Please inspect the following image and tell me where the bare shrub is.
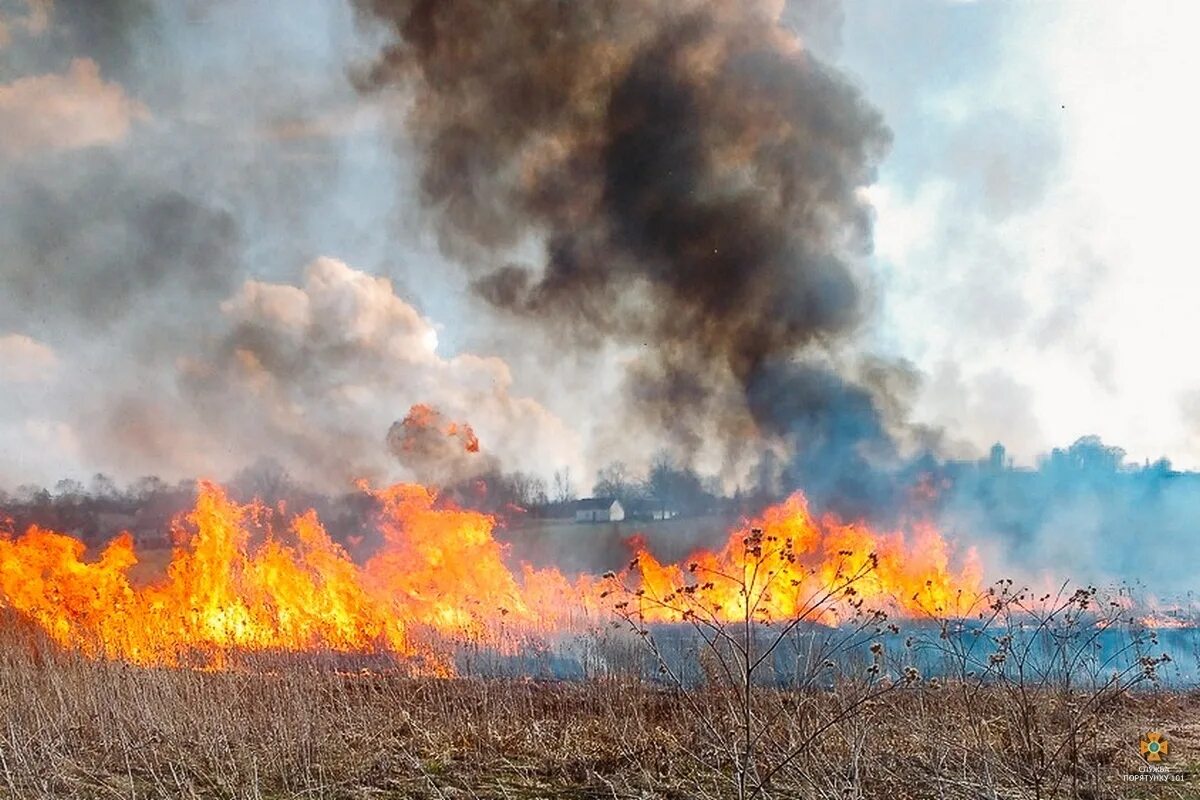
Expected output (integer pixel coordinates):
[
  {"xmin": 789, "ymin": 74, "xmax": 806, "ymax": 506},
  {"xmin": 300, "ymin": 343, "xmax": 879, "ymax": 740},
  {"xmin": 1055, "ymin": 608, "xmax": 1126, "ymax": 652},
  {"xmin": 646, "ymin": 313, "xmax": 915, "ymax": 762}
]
[{"xmin": 604, "ymin": 527, "xmax": 914, "ymax": 799}]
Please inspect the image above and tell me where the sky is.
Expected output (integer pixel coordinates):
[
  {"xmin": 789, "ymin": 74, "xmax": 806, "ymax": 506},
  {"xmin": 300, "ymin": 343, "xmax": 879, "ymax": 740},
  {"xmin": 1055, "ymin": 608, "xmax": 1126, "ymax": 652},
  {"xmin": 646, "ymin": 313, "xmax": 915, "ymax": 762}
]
[
  {"xmin": 1, "ymin": 0, "xmax": 1198, "ymax": 490},
  {"xmin": 836, "ymin": 1, "xmax": 1200, "ymax": 470}
]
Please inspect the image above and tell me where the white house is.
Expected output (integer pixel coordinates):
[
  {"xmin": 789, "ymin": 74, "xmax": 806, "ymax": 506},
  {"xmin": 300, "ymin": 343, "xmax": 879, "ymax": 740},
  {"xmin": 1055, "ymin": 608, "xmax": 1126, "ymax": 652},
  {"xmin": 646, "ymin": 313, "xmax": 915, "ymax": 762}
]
[{"xmin": 574, "ymin": 497, "xmax": 625, "ymax": 523}]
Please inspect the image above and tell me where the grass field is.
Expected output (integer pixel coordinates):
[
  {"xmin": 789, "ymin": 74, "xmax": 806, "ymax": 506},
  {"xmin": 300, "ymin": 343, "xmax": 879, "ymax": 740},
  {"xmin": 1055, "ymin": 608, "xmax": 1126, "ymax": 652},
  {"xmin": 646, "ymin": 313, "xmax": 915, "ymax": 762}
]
[
  {"xmin": 1, "ymin": 584, "xmax": 1197, "ymax": 800},
  {"xmin": 8, "ymin": 516, "xmax": 1198, "ymax": 798},
  {"xmin": 0, "ymin": 634, "xmax": 1196, "ymax": 799}
]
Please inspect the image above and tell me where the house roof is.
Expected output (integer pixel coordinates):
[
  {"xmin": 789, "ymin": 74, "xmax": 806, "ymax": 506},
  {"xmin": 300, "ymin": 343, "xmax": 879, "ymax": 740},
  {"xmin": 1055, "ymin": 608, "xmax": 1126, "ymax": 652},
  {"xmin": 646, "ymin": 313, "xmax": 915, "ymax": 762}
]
[{"xmin": 575, "ymin": 497, "xmax": 619, "ymax": 510}]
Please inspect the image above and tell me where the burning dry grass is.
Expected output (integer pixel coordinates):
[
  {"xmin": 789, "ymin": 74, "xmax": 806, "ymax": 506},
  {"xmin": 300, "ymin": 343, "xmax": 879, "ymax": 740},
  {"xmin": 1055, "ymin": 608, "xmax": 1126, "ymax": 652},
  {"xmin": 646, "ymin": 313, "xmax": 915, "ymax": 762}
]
[
  {"xmin": 0, "ymin": 625, "xmax": 1195, "ymax": 800},
  {"xmin": 0, "ymin": 483, "xmax": 981, "ymax": 671},
  {"xmin": 0, "ymin": 485, "xmax": 1195, "ymax": 798}
]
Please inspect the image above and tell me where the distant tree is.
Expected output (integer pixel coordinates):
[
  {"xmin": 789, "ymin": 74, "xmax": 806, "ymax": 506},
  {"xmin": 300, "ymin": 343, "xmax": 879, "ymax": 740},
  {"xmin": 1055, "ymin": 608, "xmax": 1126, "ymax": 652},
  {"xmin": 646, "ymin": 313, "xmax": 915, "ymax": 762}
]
[
  {"xmin": 1148, "ymin": 457, "xmax": 1174, "ymax": 475},
  {"xmin": 1067, "ymin": 435, "xmax": 1126, "ymax": 472},
  {"xmin": 645, "ymin": 451, "xmax": 712, "ymax": 516},
  {"xmin": 53, "ymin": 479, "xmax": 85, "ymax": 502},
  {"xmin": 90, "ymin": 473, "xmax": 119, "ymax": 500},
  {"xmin": 1045, "ymin": 436, "xmax": 1127, "ymax": 476},
  {"xmin": 16, "ymin": 484, "xmax": 49, "ymax": 505},
  {"xmin": 526, "ymin": 474, "xmax": 549, "ymax": 506},
  {"xmin": 552, "ymin": 467, "xmax": 576, "ymax": 503},
  {"xmin": 645, "ymin": 451, "xmax": 675, "ymax": 505},
  {"xmin": 232, "ymin": 457, "xmax": 295, "ymax": 504},
  {"xmin": 133, "ymin": 475, "xmax": 170, "ymax": 501},
  {"xmin": 502, "ymin": 471, "xmax": 548, "ymax": 508},
  {"xmin": 593, "ymin": 461, "xmax": 639, "ymax": 504}
]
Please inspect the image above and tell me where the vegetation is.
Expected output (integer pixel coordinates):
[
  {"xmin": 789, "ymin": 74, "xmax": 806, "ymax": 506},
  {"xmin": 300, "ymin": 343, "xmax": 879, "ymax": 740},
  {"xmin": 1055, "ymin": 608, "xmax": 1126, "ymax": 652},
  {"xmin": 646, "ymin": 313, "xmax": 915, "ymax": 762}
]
[
  {"xmin": 2, "ymin": 445, "xmax": 1198, "ymax": 798},
  {"xmin": 0, "ymin": 523, "xmax": 1192, "ymax": 799},
  {"xmin": 0, "ymin": 621, "xmax": 1193, "ymax": 799}
]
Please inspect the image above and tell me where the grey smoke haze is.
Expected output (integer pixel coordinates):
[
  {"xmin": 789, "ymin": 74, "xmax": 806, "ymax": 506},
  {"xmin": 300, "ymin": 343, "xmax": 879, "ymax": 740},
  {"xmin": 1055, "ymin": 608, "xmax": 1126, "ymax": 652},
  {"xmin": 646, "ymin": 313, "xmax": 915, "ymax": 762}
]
[
  {"xmin": 1, "ymin": 156, "xmax": 240, "ymax": 328},
  {"xmin": 0, "ymin": 0, "xmax": 580, "ymax": 489},
  {"xmin": 2, "ymin": 1, "xmax": 1198, "ymax": 602},
  {"xmin": 933, "ymin": 439, "xmax": 1200, "ymax": 594},
  {"xmin": 0, "ymin": 1, "xmax": 1198, "ymax": 597},
  {"xmin": 353, "ymin": 0, "xmax": 908, "ymax": 484},
  {"xmin": 0, "ymin": 0, "xmax": 959, "ymax": 501}
]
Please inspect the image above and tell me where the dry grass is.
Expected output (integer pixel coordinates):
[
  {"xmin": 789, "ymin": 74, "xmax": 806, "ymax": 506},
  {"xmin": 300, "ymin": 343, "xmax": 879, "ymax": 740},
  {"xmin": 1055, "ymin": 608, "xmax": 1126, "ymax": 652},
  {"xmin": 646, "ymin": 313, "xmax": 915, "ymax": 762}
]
[
  {"xmin": 2, "ymin": 533, "xmax": 1192, "ymax": 798},
  {"xmin": 0, "ymin": 623, "xmax": 1196, "ymax": 800}
]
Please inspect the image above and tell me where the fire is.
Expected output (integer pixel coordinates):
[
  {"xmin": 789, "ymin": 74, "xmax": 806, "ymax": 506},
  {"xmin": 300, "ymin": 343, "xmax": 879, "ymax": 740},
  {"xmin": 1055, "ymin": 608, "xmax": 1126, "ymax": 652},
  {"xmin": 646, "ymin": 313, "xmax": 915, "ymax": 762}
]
[
  {"xmin": 395, "ymin": 403, "xmax": 480, "ymax": 455},
  {"xmin": 0, "ymin": 484, "xmax": 982, "ymax": 671},
  {"xmin": 0, "ymin": 486, "xmax": 393, "ymax": 667},
  {"xmin": 613, "ymin": 494, "xmax": 981, "ymax": 626},
  {"xmin": 0, "ymin": 483, "xmax": 550, "ymax": 669},
  {"xmin": 361, "ymin": 483, "xmax": 566, "ymax": 634}
]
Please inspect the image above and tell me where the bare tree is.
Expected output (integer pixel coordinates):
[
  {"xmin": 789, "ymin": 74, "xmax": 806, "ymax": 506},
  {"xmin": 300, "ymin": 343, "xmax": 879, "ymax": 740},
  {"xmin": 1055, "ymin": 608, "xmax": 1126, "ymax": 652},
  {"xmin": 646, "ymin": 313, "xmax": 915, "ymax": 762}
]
[
  {"xmin": 593, "ymin": 461, "xmax": 635, "ymax": 503},
  {"xmin": 89, "ymin": 473, "xmax": 119, "ymax": 500},
  {"xmin": 506, "ymin": 471, "xmax": 548, "ymax": 507},
  {"xmin": 552, "ymin": 467, "xmax": 575, "ymax": 504}
]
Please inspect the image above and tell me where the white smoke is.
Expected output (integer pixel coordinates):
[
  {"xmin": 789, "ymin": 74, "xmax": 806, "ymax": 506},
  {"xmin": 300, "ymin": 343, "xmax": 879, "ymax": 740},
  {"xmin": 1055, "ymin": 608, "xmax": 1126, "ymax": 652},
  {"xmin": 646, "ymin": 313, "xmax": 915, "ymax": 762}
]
[
  {"xmin": 0, "ymin": 58, "xmax": 146, "ymax": 158},
  {"xmin": 78, "ymin": 257, "xmax": 583, "ymax": 488}
]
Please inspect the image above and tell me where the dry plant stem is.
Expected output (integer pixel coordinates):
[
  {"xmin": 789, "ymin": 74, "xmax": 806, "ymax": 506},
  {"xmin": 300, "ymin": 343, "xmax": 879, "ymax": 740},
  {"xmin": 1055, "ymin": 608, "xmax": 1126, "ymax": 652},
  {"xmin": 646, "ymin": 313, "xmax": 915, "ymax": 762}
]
[{"xmin": 608, "ymin": 530, "xmax": 902, "ymax": 799}]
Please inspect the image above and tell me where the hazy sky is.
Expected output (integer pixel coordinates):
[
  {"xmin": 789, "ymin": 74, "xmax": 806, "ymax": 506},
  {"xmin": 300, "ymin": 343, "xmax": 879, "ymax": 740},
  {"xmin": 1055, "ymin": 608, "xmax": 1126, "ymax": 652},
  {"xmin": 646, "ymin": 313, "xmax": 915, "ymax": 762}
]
[
  {"xmin": 1, "ymin": 0, "xmax": 1197, "ymax": 489},
  {"xmin": 837, "ymin": 1, "xmax": 1200, "ymax": 470}
]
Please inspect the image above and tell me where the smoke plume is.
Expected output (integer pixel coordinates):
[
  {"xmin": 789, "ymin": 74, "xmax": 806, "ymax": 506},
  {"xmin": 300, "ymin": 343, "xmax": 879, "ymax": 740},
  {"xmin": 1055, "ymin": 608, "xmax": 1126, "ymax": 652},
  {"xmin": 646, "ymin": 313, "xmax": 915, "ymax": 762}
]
[
  {"xmin": 140, "ymin": 257, "xmax": 580, "ymax": 488},
  {"xmin": 387, "ymin": 403, "xmax": 491, "ymax": 485},
  {"xmin": 354, "ymin": 0, "xmax": 896, "ymax": 494}
]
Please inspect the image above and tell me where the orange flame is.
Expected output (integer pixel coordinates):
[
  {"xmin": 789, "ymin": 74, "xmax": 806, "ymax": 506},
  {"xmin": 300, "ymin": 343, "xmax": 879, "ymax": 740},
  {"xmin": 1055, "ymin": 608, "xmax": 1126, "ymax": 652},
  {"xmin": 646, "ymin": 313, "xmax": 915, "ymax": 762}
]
[
  {"xmin": 398, "ymin": 403, "xmax": 480, "ymax": 454},
  {"xmin": 0, "ymin": 484, "xmax": 981, "ymax": 671},
  {"xmin": 613, "ymin": 494, "xmax": 980, "ymax": 626}
]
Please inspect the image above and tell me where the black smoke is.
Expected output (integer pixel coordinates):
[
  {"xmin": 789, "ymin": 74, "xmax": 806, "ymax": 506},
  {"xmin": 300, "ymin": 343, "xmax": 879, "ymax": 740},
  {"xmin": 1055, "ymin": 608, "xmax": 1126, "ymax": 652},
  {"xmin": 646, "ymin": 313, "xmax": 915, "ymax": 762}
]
[{"xmin": 353, "ymin": 0, "xmax": 899, "ymax": 503}]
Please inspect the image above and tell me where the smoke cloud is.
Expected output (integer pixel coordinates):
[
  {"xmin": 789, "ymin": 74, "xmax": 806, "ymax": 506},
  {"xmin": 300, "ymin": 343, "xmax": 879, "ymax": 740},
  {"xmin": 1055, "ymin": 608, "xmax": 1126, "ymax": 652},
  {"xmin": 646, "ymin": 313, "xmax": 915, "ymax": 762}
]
[
  {"xmin": 80, "ymin": 257, "xmax": 580, "ymax": 488},
  {"xmin": 0, "ymin": 57, "xmax": 146, "ymax": 158},
  {"xmin": 354, "ymin": 0, "xmax": 898, "ymax": 495},
  {"xmin": 0, "ymin": 335, "xmax": 58, "ymax": 384},
  {"xmin": 387, "ymin": 403, "xmax": 490, "ymax": 486},
  {"xmin": 0, "ymin": 0, "xmax": 453, "ymax": 489}
]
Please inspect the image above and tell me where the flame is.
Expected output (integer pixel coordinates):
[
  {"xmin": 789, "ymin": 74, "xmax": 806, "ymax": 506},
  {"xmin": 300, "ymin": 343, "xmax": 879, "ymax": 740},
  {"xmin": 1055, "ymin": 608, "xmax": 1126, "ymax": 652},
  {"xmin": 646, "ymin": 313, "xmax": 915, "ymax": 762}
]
[
  {"xmin": 614, "ymin": 494, "xmax": 980, "ymax": 626},
  {"xmin": 0, "ymin": 484, "xmax": 982, "ymax": 671},
  {"xmin": 397, "ymin": 403, "xmax": 480, "ymax": 454}
]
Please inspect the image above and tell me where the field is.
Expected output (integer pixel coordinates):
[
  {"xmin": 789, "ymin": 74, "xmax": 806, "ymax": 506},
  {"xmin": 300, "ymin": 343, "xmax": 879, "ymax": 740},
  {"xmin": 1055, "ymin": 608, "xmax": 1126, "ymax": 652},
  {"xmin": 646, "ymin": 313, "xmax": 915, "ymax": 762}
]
[
  {"xmin": 5, "ymin": 507, "xmax": 1199, "ymax": 798},
  {"xmin": 0, "ymin": 634, "xmax": 1197, "ymax": 800},
  {"xmin": 2, "ymin": 582, "xmax": 1199, "ymax": 800}
]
